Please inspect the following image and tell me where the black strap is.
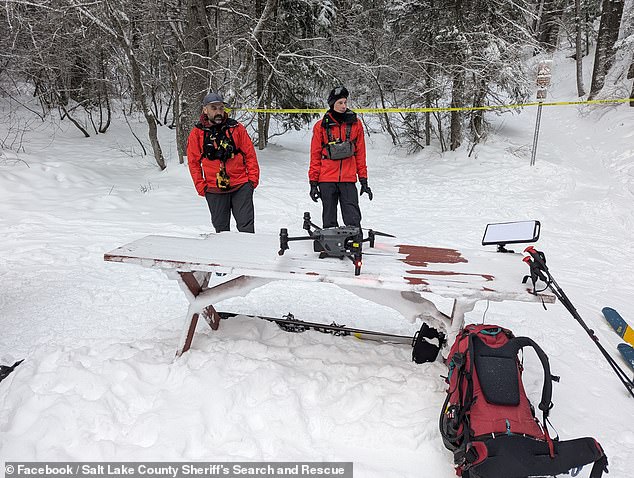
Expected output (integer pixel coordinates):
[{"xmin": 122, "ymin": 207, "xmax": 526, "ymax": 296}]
[
  {"xmin": 589, "ymin": 453, "xmax": 608, "ymax": 478},
  {"xmin": 202, "ymin": 127, "xmax": 219, "ymax": 160},
  {"xmin": 325, "ymin": 120, "xmax": 334, "ymax": 143},
  {"xmin": 323, "ymin": 118, "xmax": 353, "ymax": 146},
  {"xmin": 457, "ymin": 334, "xmax": 476, "ymax": 448},
  {"xmin": 225, "ymin": 125, "xmax": 243, "ymax": 156},
  {"xmin": 202, "ymin": 122, "xmax": 241, "ymax": 161},
  {"xmin": 511, "ymin": 337, "xmax": 554, "ymax": 423}
]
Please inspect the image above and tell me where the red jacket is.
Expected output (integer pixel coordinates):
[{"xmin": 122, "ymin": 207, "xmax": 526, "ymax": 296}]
[
  {"xmin": 187, "ymin": 116, "xmax": 260, "ymax": 195},
  {"xmin": 309, "ymin": 111, "xmax": 367, "ymax": 183}
]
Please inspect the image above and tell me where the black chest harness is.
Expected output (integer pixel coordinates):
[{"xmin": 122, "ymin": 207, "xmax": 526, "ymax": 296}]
[
  {"xmin": 201, "ymin": 119, "xmax": 241, "ymax": 163},
  {"xmin": 322, "ymin": 115, "xmax": 356, "ymax": 160},
  {"xmin": 199, "ymin": 119, "xmax": 242, "ymax": 190}
]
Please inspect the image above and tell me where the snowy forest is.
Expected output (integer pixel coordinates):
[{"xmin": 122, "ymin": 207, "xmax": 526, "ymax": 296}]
[
  {"xmin": 2, "ymin": 0, "xmax": 634, "ymax": 474},
  {"xmin": 2, "ymin": 0, "xmax": 633, "ymax": 169}
]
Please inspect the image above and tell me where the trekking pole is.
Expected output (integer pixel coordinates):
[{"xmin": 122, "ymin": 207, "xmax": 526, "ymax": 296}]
[{"xmin": 523, "ymin": 247, "xmax": 634, "ymax": 399}]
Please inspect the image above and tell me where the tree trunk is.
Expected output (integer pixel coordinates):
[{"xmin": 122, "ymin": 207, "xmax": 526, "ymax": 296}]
[
  {"xmin": 145, "ymin": 112, "xmax": 166, "ymax": 170},
  {"xmin": 255, "ymin": 0, "xmax": 265, "ymax": 149},
  {"xmin": 99, "ymin": 94, "xmax": 111, "ymax": 134},
  {"xmin": 537, "ymin": 0, "xmax": 564, "ymax": 51},
  {"xmin": 128, "ymin": 50, "xmax": 166, "ymax": 170},
  {"xmin": 256, "ymin": 61, "xmax": 266, "ymax": 149},
  {"xmin": 179, "ymin": 0, "xmax": 216, "ymax": 163},
  {"xmin": 470, "ymin": 77, "xmax": 487, "ymax": 147},
  {"xmin": 98, "ymin": 49, "xmax": 111, "ymax": 134},
  {"xmin": 264, "ymin": 82, "xmax": 272, "ymax": 140},
  {"xmin": 425, "ymin": 65, "xmax": 432, "ymax": 147},
  {"xmin": 589, "ymin": 0, "xmax": 625, "ymax": 99},
  {"xmin": 575, "ymin": 0, "xmax": 585, "ymax": 97},
  {"xmin": 450, "ymin": 71, "xmax": 464, "ymax": 151},
  {"xmin": 435, "ymin": 111, "xmax": 446, "ymax": 152},
  {"xmin": 59, "ymin": 103, "xmax": 90, "ymax": 138},
  {"xmin": 373, "ymin": 74, "xmax": 397, "ymax": 145},
  {"xmin": 425, "ymin": 3, "xmax": 434, "ymax": 147},
  {"xmin": 254, "ymin": 0, "xmax": 277, "ymax": 150},
  {"xmin": 533, "ymin": 0, "xmax": 546, "ymax": 35},
  {"xmin": 627, "ymin": 58, "xmax": 634, "ymax": 107},
  {"xmin": 171, "ymin": 69, "xmax": 183, "ymax": 163},
  {"xmin": 585, "ymin": 11, "xmax": 590, "ymax": 56}
]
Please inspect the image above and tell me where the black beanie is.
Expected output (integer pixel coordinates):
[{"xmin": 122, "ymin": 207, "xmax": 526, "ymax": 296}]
[{"xmin": 327, "ymin": 86, "xmax": 349, "ymax": 107}]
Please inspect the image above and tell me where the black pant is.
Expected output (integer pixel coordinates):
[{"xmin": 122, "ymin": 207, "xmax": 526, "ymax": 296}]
[
  {"xmin": 319, "ymin": 182, "xmax": 362, "ymax": 229},
  {"xmin": 205, "ymin": 182, "xmax": 255, "ymax": 233}
]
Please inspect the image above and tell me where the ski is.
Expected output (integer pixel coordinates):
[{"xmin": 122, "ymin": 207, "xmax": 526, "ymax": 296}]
[
  {"xmin": 617, "ymin": 343, "xmax": 634, "ymax": 373},
  {"xmin": 602, "ymin": 307, "xmax": 634, "ymax": 347},
  {"xmin": 0, "ymin": 359, "xmax": 23, "ymax": 383},
  {"xmin": 216, "ymin": 311, "xmax": 414, "ymax": 345}
]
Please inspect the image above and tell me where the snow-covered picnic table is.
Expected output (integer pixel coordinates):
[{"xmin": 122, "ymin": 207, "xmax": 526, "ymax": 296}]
[{"xmin": 104, "ymin": 233, "xmax": 555, "ymax": 356}]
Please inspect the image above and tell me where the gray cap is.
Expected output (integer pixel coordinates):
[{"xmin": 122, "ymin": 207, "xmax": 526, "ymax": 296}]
[{"xmin": 202, "ymin": 92, "xmax": 226, "ymax": 106}]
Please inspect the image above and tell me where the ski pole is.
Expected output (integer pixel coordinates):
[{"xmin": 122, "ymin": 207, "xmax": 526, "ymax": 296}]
[{"xmin": 523, "ymin": 247, "xmax": 634, "ymax": 399}]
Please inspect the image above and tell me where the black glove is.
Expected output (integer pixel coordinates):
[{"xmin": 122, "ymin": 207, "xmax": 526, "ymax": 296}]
[
  {"xmin": 309, "ymin": 181, "xmax": 321, "ymax": 202},
  {"xmin": 359, "ymin": 178, "xmax": 373, "ymax": 201}
]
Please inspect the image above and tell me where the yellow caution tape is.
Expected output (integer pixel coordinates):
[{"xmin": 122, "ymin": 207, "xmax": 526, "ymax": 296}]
[{"xmin": 231, "ymin": 97, "xmax": 632, "ymax": 114}]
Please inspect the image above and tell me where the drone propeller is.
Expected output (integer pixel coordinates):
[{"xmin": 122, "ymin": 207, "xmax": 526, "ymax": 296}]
[
  {"xmin": 368, "ymin": 229, "xmax": 395, "ymax": 238},
  {"xmin": 362, "ymin": 229, "xmax": 395, "ymax": 248}
]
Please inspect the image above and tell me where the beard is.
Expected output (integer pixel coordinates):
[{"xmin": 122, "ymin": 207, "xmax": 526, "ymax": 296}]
[{"xmin": 211, "ymin": 113, "xmax": 225, "ymax": 124}]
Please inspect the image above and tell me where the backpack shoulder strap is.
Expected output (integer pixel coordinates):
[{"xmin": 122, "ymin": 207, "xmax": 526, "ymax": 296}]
[
  {"xmin": 511, "ymin": 337, "xmax": 555, "ymax": 421},
  {"xmin": 221, "ymin": 120, "xmax": 243, "ymax": 156},
  {"xmin": 321, "ymin": 115, "xmax": 335, "ymax": 144},
  {"xmin": 200, "ymin": 126, "xmax": 216, "ymax": 160},
  {"xmin": 343, "ymin": 111, "xmax": 357, "ymax": 142}
]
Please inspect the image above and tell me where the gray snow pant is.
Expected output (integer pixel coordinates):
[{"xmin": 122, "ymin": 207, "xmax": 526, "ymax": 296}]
[{"xmin": 205, "ymin": 182, "xmax": 255, "ymax": 233}]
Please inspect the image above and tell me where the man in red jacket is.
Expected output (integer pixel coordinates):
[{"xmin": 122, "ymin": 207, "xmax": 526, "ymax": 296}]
[
  {"xmin": 187, "ymin": 92, "xmax": 260, "ymax": 233},
  {"xmin": 309, "ymin": 86, "xmax": 372, "ymax": 229}
]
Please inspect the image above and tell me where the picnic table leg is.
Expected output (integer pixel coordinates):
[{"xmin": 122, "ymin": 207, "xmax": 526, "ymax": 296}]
[
  {"xmin": 171, "ymin": 273, "xmax": 271, "ymax": 357},
  {"xmin": 448, "ymin": 299, "xmax": 477, "ymax": 329},
  {"xmin": 173, "ymin": 271, "xmax": 211, "ymax": 357},
  {"xmin": 445, "ymin": 299, "xmax": 477, "ymax": 347},
  {"xmin": 177, "ymin": 304, "xmax": 201, "ymax": 357}
]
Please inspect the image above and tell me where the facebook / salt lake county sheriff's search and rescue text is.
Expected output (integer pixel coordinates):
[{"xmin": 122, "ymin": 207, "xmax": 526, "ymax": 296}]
[{"xmin": 7, "ymin": 463, "xmax": 352, "ymax": 478}]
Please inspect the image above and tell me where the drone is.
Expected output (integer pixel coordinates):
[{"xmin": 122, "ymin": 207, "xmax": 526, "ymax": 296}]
[{"xmin": 277, "ymin": 212, "xmax": 394, "ymax": 276}]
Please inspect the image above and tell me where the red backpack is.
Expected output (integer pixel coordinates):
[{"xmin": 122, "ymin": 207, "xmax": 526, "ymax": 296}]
[{"xmin": 440, "ymin": 324, "xmax": 608, "ymax": 478}]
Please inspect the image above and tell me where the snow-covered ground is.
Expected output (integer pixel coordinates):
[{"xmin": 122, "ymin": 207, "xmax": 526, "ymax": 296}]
[{"xmin": 1, "ymin": 53, "xmax": 633, "ymax": 477}]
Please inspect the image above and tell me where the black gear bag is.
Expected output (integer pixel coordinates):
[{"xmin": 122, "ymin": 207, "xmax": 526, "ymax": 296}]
[{"xmin": 412, "ymin": 323, "xmax": 445, "ymax": 364}]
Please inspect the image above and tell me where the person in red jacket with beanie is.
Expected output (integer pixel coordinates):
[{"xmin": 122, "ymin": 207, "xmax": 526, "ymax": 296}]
[
  {"xmin": 309, "ymin": 86, "xmax": 372, "ymax": 230},
  {"xmin": 187, "ymin": 92, "xmax": 260, "ymax": 233}
]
